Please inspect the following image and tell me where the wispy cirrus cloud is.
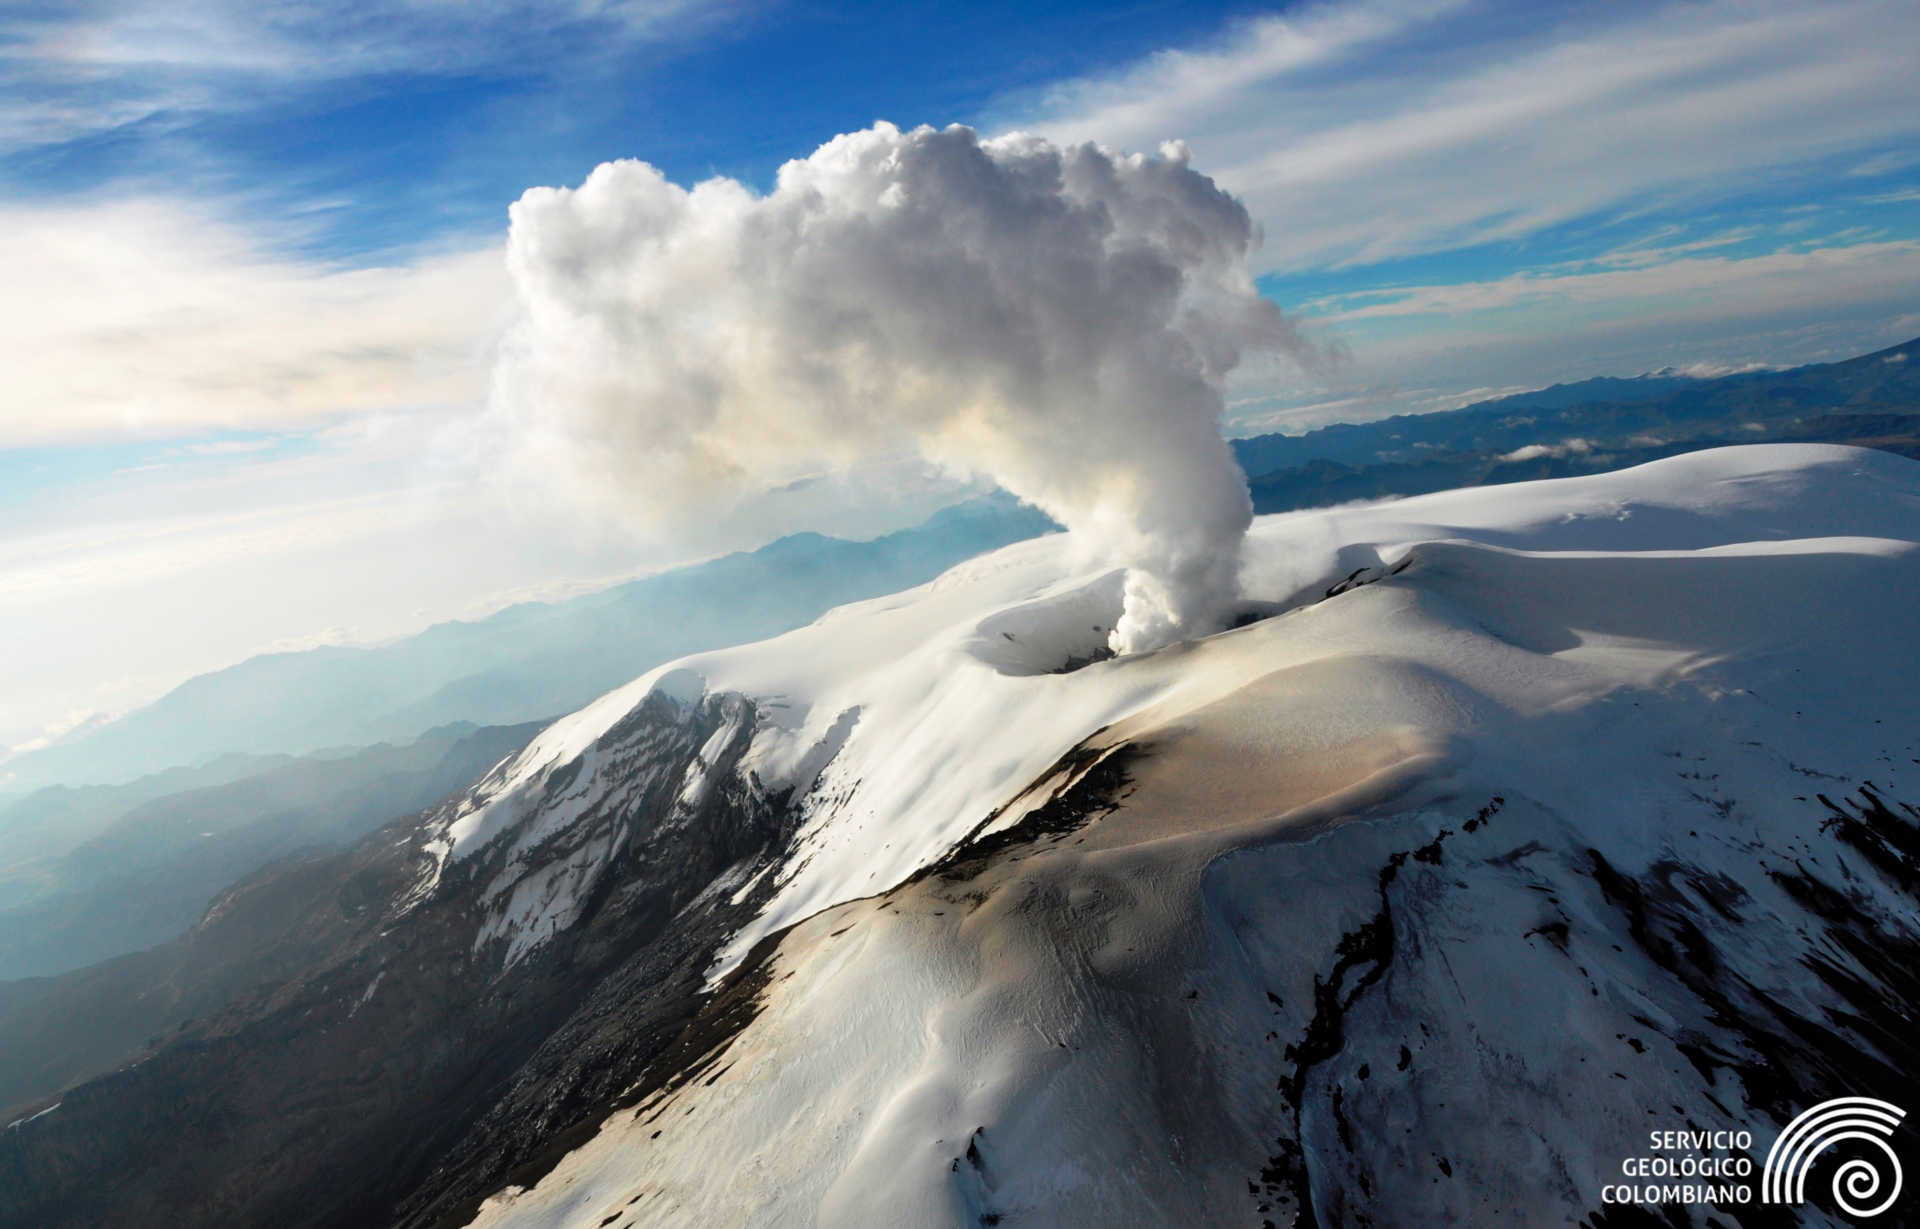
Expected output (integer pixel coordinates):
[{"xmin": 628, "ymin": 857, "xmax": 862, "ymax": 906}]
[
  {"xmin": 1022, "ymin": 0, "xmax": 1920, "ymax": 273},
  {"xmin": 0, "ymin": 0, "xmax": 740, "ymax": 152},
  {"xmin": 1310, "ymin": 239, "xmax": 1920, "ymax": 323}
]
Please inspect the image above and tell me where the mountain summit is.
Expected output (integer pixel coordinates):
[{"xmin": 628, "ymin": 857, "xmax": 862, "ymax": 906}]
[{"xmin": 4, "ymin": 444, "xmax": 1917, "ymax": 1229}]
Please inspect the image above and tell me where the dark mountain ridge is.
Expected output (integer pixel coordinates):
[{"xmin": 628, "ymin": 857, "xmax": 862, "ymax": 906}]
[
  {"xmin": 0, "ymin": 689, "xmax": 793, "ymax": 1229},
  {"xmin": 0, "ymin": 722, "xmax": 544, "ymax": 982},
  {"xmin": 0, "ymin": 754, "xmax": 292, "ymax": 912},
  {"xmin": 1232, "ymin": 336, "xmax": 1920, "ymax": 511}
]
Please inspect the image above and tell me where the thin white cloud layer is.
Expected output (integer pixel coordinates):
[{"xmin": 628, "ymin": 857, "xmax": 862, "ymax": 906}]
[
  {"xmin": 1026, "ymin": 0, "xmax": 1920, "ymax": 271},
  {"xmin": 1315, "ymin": 240, "xmax": 1920, "ymax": 323},
  {"xmin": 0, "ymin": 200, "xmax": 506, "ymax": 447},
  {"xmin": 0, "ymin": 0, "xmax": 722, "ymax": 150},
  {"xmin": 496, "ymin": 123, "xmax": 1311, "ymax": 652}
]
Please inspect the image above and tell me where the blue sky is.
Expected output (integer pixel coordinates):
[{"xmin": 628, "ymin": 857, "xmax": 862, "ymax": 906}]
[
  {"xmin": 3, "ymin": 0, "xmax": 1918, "ymax": 755},
  {"xmin": 6, "ymin": 0, "xmax": 1278, "ymax": 258}
]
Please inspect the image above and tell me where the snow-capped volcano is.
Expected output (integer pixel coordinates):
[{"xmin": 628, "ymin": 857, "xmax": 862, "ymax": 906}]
[
  {"xmin": 6, "ymin": 445, "xmax": 1915, "ymax": 1229},
  {"xmin": 428, "ymin": 444, "xmax": 1920, "ymax": 1228}
]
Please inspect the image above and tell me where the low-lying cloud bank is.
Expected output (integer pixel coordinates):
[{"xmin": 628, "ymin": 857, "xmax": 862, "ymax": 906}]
[
  {"xmin": 0, "ymin": 201, "xmax": 504, "ymax": 446},
  {"xmin": 495, "ymin": 122, "xmax": 1311, "ymax": 653}
]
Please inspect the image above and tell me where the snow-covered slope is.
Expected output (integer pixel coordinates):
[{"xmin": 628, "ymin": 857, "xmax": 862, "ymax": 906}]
[{"xmin": 414, "ymin": 447, "xmax": 1920, "ymax": 1226}]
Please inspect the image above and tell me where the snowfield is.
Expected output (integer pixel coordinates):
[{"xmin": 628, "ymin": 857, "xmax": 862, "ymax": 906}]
[{"xmin": 440, "ymin": 445, "xmax": 1919, "ymax": 1228}]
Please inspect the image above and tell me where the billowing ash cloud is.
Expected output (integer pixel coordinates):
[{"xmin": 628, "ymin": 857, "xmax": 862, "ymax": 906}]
[{"xmin": 495, "ymin": 122, "xmax": 1307, "ymax": 653}]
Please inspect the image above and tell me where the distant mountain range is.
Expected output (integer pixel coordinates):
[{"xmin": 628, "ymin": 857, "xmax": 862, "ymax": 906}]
[
  {"xmin": 1231, "ymin": 336, "xmax": 1919, "ymax": 512},
  {"xmin": 0, "ymin": 722, "xmax": 541, "ymax": 983},
  {"xmin": 0, "ymin": 751, "xmax": 289, "ymax": 914},
  {"xmin": 1, "ymin": 495, "xmax": 1059, "ymax": 792}
]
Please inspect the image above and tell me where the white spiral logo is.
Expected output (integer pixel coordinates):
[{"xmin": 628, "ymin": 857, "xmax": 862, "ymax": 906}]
[{"xmin": 1762, "ymin": 1097, "xmax": 1906, "ymax": 1217}]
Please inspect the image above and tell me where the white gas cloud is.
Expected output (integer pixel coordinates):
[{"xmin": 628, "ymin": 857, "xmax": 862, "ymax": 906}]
[{"xmin": 495, "ymin": 123, "xmax": 1312, "ymax": 653}]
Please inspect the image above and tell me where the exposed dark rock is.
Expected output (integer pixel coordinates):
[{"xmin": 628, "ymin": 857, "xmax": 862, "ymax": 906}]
[
  {"xmin": 921, "ymin": 739, "xmax": 1140, "ymax": 885},
  {"xmin": 1246, "ymin": 779, "xmax": 1920, "ymax": 1229}
]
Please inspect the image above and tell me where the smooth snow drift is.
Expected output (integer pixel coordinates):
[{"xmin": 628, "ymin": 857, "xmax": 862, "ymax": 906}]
[{"xmin": 434, "ymin": 444, "xmax": 1919, "ymax": 1228}]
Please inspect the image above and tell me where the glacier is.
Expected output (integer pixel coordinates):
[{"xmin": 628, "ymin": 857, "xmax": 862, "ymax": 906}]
[{"xmin": 427, "ymin": 444, "xmax": 1920, "ymax": 1228}]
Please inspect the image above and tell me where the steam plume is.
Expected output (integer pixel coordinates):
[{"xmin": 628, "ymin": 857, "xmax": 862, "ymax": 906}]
[{"xmin": 495, "ymin": 122, "xmax": 1305, "ymax": 652}]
